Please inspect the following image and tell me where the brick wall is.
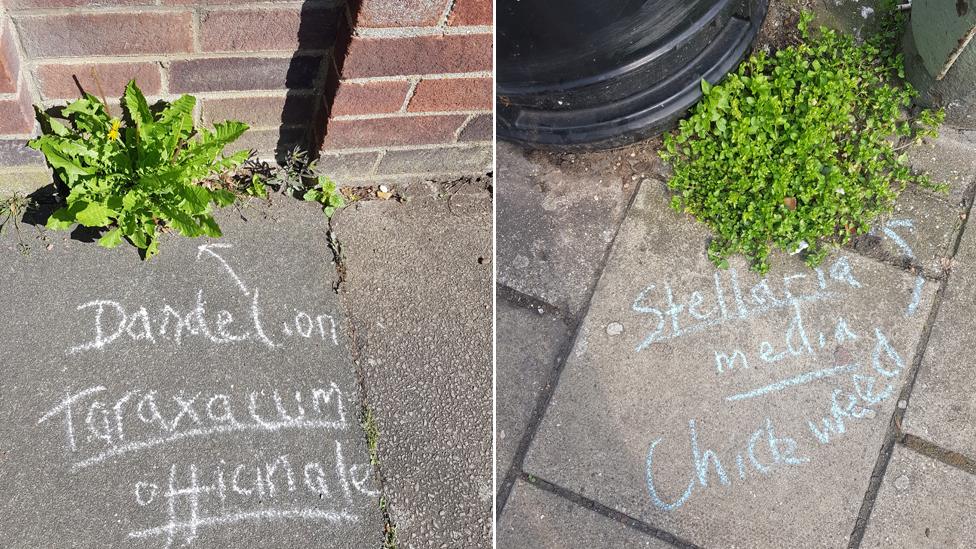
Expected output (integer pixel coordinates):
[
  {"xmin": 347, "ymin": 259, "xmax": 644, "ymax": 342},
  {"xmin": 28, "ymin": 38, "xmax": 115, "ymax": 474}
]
[
  {"xmin": 0, "ymin": 0, "xmax": 492, "ymax": 195},
  {"xmin": 319, "ymin": 0, "xmax": 492, "ymax": 185}
]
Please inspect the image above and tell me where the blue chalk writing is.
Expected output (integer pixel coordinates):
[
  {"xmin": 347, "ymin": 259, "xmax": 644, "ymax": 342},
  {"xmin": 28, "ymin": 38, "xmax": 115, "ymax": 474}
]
[
  {"xmin": 879, "ymin": 218, "xmax": 926, "ymax": 317},
  {"xmin": 906, "ymin": 275, "xmax": 924, "ymax": 317},
  {"xmin": 691, "ymin": 419, "xmax": 730, "ymax": 488},
  {"xmin": 871, "ymin": 327, "xmax": 904, "ymax": 378},
  {"xmin": 882, "ymin": 219, "xmax": 915, "ymax": 258},
  {"xmin": 633, "ymin": 257, "xmax": 862, "ymax": 352},
  {"xmin": 805, "ymin": 327, "xmax": 905, "ymax": 444},
  {"xmin": 725, "ymin": 363, "xmax": 858, "ymax": 402},
  {"xmin": 834, "ymin": 318, "xmax": 857, "ymax": 343},
  {"xmin": 645, "ymin": 418, "xmax": 805, "ymax": 511},
  {"xmin": 714, "ymin": 349, "xmax": 749, "ymax": 373}
]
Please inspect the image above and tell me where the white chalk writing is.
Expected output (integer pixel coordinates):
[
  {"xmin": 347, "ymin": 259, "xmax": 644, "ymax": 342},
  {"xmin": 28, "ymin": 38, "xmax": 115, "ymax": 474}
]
[
  {"xmin": 38, "ymin": 384, "xmax": 349, "ymax": 471},
  {"xmin": 67, "ymin": 244, "xmax": 339, "ymax": 354},
  {"xmin": 127, "ymin": 441, "xmax": 375, "ymax": 548}
]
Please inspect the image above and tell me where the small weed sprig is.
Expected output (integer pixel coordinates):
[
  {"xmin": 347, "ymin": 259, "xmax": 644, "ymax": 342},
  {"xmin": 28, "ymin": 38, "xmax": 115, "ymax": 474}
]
[
  {"xmin": 241, "ymin": 148, "xmax": 347, "ymax": 218},
  {"xmin": 661, "ymin": 12, "xmax": 944, "ymax": 274},
  {"xmin": 30, "ymin": 80, "xmax": 249, "ymax": 259},
  {"xmin": 0, "ymin": 193, "xmax": 42, "ymax": 255}
]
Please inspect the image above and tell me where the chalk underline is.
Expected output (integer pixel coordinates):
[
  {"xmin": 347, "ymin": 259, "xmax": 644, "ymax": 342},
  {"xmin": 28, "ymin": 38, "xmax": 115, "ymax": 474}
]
[
  {"xmin": 70, "ymin": 418, "xmax": 346, "ymax": 472},
  {"xmin": 128, "ymin": 508, "xmax": 359, "ymax": 539},
  {"xmin": 725, "ymin": 363, "xmax": 858, "ymax": 402}
]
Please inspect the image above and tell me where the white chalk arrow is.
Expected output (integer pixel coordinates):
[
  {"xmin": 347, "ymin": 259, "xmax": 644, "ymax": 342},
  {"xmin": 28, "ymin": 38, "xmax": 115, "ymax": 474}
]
[{"xmin": 197, "ymin": 243, "xmax": 249, "ymax": 296}]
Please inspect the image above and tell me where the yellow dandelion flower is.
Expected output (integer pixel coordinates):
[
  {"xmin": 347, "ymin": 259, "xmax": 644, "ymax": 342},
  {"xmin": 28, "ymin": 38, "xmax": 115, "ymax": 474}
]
[{"xmin": 107, "ymin": 119, "xmax": 121, "ymax": 141}]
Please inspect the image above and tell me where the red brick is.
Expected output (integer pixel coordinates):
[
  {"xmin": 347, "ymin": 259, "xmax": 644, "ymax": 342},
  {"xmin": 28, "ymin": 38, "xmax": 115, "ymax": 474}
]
[
  {"xmin": 169, "ymin": 55, "xmax": 322, "ymax": 93},
  {"xmin": 407, "ymin": 77, "xmax": 491, "ymax": 112},
  {"xmin": 322, "ymin": 114, "xmax": 467, "ymax": 149},
  {"xmin": 329, "ymin": 80, "xmax": 410, "ymax": 116},
  {"xmin": 6, "ymin": 0, "xmax": 151, "ymax": 7},
  {"xmin": 458, "ymin": 113, "xmax": 491, "ymax": 141},
  {"xmin": 200, "ymin": 94, "xmax": 317, "ymax": 128},
  {"xmin": 448, "ymin": 0, "xmax": 492, "ymax": 26},
  {"xmin": 14, "ymin": 12, "xmax": 192, "ymax": 58},
  {"xmin": 36, "ymin": 62, "xmax": 161, "ymax": 100},
  {"xmin": 355, "ymin": 0, "xmax": 449, "ymax": 27},
  {"xmin": 200, "ymin": 6, "xmax": 340, "ymax": 52},
  {"xmin": 0, "ymin": 21, "xmax": 21, "ymax": 94},
  {"xmin": 161, "ymin": 0, "xmax": 304, "ymax": 4},
  {"xmin": 341, "ymin": 34, "xmax": 492, "ymax": 78},
  {"xmin": 0, "ymin": 79, "xmax": 35, "ymax": 135}
]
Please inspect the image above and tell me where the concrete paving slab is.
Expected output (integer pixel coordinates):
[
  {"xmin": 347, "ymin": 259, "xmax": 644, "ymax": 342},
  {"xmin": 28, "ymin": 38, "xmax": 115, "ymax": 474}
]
[
  {"xmin": 496, "ymin": 299, "xmax": 572, "ymax": 489},
  {"xmin": 522, "ymin": 179, "xmax": 938, "ymax": 547},
  {"xmin": 332, "ymin": 180, "xmax": 492, "ymax": 548},
  {"xmin": 902, "ymin": 217, "xmax": 976, "ymax": 459},
  {"xmin": 498, "ymin": 480, "xmax": 673, "ymax": 549},
  {"xmin": 852, "ymin": 188, "xmax": 963, "ymax": 277},
  {"xmin": 811, "ymin": 0, "xmax": 881, "ymax": 39},
  {"xmin": 907, "ymin": 131, "xmax": 976, "ymax": 207},
  {"xmin": 0, "ymin": 199, "xmax": 383, "ymax": 548},
  {"xmin": 861, "ymin": 446, "xmax": 976, "ymax": 548},
  {"xmin": 496, "ymin": 141, "xmax": 644, "ymax": 317}
]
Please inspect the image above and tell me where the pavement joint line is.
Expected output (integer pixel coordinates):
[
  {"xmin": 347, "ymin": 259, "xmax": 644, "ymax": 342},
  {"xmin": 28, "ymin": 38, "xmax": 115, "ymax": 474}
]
[
  {"xmin": 323, "ymin": 219, "xmax": 395, "ymax": 545},
  {"xmin": 520, "ymin": 472, "xmax": 700, "ymax": 549},
  {"xmin": 843, "ymin": 194, "xmax": 971, "ymax": 282},
  {"xmin": 495, "ymin": 284, "xmax": 573, "ymax": 328},
  {"xmin": 844, "ymin": 251, "xmax": 947, "ymax": 282},
  {"xmin": 847, "ymin": 172, "xmax": 976, "ymax": 549},
  {"xmin": 899, "ymin": 433, "xmax": 976, "ymax": 476},
  {"xmin": 496, "ymin": 177, "xmax": 644, "ymax": 517},
  {"xmin": 494, "ymin": 282, "xmax": 574, "ymax": 517}
]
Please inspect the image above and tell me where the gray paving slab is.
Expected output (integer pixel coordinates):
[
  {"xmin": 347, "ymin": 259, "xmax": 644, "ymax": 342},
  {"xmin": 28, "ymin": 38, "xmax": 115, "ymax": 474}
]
[
  {"xmin": 902, "ymin": 216, "xmax": 976, "ymax": 459},
  {"xmin": 331, "ymin": 180, "xmax": 493, "ymax": 548},
  {"xmin": 498, "ymin": 480, "xmax": 673, "ymax": 549},
  {"xmin": 522, "ymin": 179, "xmax": 938, "ymax": 547},
  {"xmin": 496, "ymin": 299, "xmax": 572, "ymax": 487},
  {"xmin": 861, "ymin": 445, "xmax": 976, "ymax": 548},
  {"xmin": 496, "ymin": 141, "xmax": 644, "ymax": 317},
  {"xmin": 811, "ymin": 0, "xmax": 881, "ymax": 39},
  {"xmin": 852, "ymin": 188, "xmax": 963, "ymax": 277},
  {"xmin": 0, "ymin": 199, "xmax": 383, "ymax": 548},
  {"xmin": 907, "ymin": 130, "xmax": 976, "ymax": 207}
]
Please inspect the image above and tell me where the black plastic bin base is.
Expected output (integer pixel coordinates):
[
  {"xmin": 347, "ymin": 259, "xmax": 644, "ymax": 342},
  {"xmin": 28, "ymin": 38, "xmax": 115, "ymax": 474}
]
[{"xmin": 497, "ymin": 0, "xmax": 770, "ymax": 150}]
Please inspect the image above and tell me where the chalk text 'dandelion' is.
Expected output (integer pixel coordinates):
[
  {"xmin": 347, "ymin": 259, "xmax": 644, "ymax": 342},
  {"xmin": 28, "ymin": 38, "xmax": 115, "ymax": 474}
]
[{"xmin": 66, "ymin": 243, "xmax": 339, "ymax": 354}]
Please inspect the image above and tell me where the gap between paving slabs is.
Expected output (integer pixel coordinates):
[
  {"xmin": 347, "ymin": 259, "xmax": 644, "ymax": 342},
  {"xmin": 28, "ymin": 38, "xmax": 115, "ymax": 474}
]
[
  {"xmin": 847, "ymin": 170, "xmax": 976, "ymax": 548},
  {"xmin": 329, "ymin": 176, "xmax": 494, "ymax": 548},
  {"xmin": 494, "ymin": 140, "xmax": 649, "ymax": 519}
]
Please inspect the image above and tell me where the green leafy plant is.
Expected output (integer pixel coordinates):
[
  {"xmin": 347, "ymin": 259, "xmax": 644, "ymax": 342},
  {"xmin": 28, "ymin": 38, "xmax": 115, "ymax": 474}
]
[
  {"xmin": 660, "ymin": 11, "xmax": 944, "ymax": 274},
  {"xmin": 241, "ymin": 147, "xmax": 349, "ymax": 218},
  {"xmin": 362, "ymin": 406, "xmax": 380, "ymax": 466},
  {"xmin": 303, "ymin": 175, "xmax": 346, "ymax": 218},
  {"xmin": 29, "ymin": 80, "xmax": 249, "ymax": 259}
]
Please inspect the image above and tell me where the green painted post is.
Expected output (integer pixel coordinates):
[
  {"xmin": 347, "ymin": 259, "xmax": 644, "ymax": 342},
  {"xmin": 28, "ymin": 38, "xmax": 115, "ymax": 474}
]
[{"xmin": 904, "ymin": 0, "xmax": 976, "ymax": 127}]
